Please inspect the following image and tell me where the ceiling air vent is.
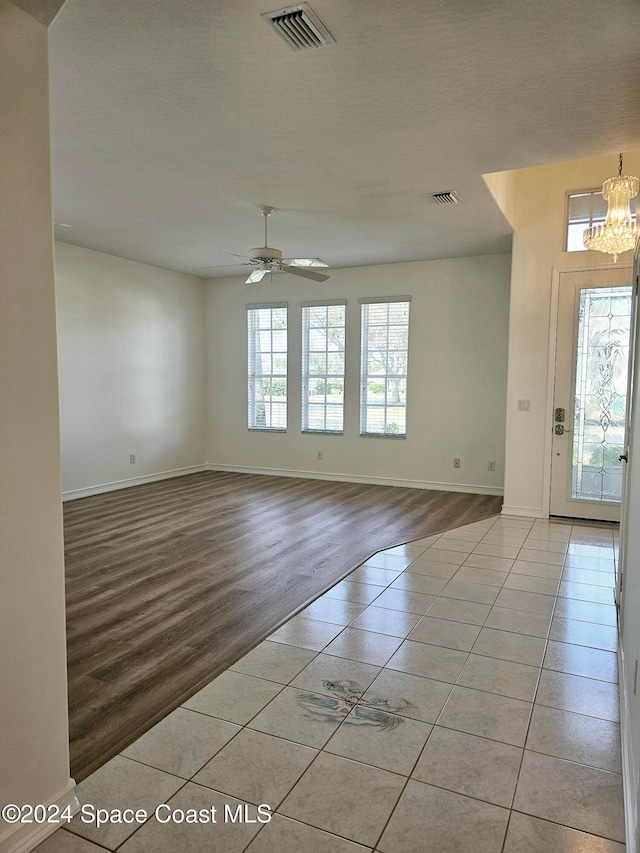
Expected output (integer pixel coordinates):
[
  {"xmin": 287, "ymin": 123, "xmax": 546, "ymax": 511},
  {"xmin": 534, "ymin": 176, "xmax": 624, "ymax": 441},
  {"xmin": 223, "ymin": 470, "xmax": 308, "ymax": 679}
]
[
  {"xmin": 430, "ymin": 191, "xmax": 462, "ymax": 205},
  {"xmin": 262, "ymin": 4, "xmax": 335, "ymax": 51}
]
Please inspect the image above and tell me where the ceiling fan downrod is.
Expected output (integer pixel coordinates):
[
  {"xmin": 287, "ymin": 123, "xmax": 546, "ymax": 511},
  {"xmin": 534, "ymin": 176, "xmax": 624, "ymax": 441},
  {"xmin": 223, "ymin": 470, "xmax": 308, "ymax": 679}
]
[{"xmin": 249, "ymin": 206, "xmax": 282, "ymax": 262}]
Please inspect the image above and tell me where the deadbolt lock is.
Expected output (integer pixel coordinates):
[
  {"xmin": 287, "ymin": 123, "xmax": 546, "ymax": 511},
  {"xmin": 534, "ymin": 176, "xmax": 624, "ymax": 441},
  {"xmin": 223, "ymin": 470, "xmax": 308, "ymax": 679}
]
[{"xmin": 554, "ymin": 407, "xmax": 566, "ymax": 423}]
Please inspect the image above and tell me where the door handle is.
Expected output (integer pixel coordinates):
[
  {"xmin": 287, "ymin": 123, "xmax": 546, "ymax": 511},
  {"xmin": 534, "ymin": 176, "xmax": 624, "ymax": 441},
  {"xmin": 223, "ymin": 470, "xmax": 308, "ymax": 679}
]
[
  {"xmin": 554, "ymin": 424, "xmax": 571, "ymax": 435},
  {"xmin": 619, "ymin": 453, "xmax": 628, "ymax": 462}
]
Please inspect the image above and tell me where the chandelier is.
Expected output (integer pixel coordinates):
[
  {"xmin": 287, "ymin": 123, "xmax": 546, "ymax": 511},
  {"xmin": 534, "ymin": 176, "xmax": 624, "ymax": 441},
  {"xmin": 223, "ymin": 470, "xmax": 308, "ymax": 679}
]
[{"xmin": 583, "ymin": 153, "xmax": 639, "ymax": 262}]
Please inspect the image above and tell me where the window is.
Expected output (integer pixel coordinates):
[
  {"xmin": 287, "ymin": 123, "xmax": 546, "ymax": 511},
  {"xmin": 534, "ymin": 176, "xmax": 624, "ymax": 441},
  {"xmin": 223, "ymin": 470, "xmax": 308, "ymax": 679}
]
[
  {"xmin": 571, "ymin": 286, "xmax": 632, "ymax": 502},
  {"xmin": 566, "ymin": 190, "xmax": 609, "ymax": 252},
  {"xmin": 301, "ymin": 301, "xmax": 346, "ymax": 433},
  {"xmin": 247, "ymin": 304, "xmax": 287, "ymax": 430},
  {"xmin": 360, "ymin": 298, "xmax": 410, "ymax": 436}
]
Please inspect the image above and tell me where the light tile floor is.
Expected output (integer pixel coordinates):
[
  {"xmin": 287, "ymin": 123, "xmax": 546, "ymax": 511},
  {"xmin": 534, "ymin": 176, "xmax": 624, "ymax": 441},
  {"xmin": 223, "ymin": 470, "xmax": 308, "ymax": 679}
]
[{"xmin": 36, "ymin": 515, "xmax": 626, "ymax": 852}]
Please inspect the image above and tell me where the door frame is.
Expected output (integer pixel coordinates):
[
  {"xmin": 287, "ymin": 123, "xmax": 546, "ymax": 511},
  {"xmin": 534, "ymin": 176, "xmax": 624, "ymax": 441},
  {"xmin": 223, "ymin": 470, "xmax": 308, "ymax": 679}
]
[
  {"xmin": 616, "ymin": 263, "xmax": 639, "ymax": 616},
  {"xmin": 543, "ymin": 263, "xmax": 633, "ymax": 519}
]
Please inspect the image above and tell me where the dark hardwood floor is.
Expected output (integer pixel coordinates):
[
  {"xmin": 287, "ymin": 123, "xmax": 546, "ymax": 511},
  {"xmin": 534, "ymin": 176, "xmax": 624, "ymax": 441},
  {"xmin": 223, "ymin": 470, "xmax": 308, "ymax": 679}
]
[{"xmin": 63, "ymin": 471, "xmax": 502, "ymax": 780}]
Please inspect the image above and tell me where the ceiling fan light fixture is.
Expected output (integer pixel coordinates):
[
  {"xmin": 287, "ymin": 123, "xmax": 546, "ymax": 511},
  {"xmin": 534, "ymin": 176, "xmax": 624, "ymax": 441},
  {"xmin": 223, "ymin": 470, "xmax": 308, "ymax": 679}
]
[
  {"xmin": 583, "ymin": 153, "xmax": 639, "ymax": 262},
  {"xmin": 249, "ymin": 247, "xmax": 282, "ymax": 261},
  {"xmin": 234, "ymin": 206, "xmax": 330, "ymax": 284},
  {"xmin": 193, "ymin": 202, "xmax": 331, "ymax": 282}
]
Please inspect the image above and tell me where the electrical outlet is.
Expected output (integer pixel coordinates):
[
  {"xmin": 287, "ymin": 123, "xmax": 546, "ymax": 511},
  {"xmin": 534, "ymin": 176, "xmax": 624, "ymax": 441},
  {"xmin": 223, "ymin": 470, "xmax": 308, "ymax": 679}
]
[
  {"xmin": 453, "ymin": 458, "xmax": 461, "ymax": 469},
  {"xmin": 129, "ymin": 453, "xmax": 136, "ymax": 464},
  {"xmin": 488, "ymin": 460, "xmax": 496, "ymax": 472},
  {"xmin": 517, "ymin": 399, "xmax": 531, "ymax": 412},
  {"xmin": 317, "ymin": 450, "xmax": 323, "ymax": 460}
]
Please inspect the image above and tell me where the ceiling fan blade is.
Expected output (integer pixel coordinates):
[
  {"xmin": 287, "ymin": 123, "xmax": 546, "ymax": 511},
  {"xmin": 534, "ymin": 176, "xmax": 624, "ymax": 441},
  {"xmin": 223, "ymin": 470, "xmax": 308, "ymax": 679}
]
[
  {"xmin": 245, "ymin": 268, "xmax": 270, "ymax": 284},
  {"xmin": 280, "ymin": 264, "xmax": 329, "ymax": 283},
  {"xmin": 226, "ymin": 252, "xmax": 255, "ymax": 261},
  {"xmin": 281, "ymin": 257, "xmax": 330, "ymax": 269},
  {"xmin": 188, "ymin": 262, "xmax": 252, "ymax": 270}
]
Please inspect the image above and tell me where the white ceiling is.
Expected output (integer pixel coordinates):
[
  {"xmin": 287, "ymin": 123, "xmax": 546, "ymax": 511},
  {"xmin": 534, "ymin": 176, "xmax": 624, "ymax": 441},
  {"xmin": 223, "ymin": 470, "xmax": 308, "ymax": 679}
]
[
  {"xmin": 14, "ymin": 0, "xmax": 66, "ymax": 26},
  {"xmin": 49, "ymin": 0, "xmax": 640, "ymax": 277}
]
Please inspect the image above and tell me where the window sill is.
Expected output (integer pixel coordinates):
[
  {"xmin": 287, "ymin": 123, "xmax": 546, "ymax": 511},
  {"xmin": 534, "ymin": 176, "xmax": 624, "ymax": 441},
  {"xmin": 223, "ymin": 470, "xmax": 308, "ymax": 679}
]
[{"xmin": 360, "ymin": 433, "xmax": 406, "ymax": 439}]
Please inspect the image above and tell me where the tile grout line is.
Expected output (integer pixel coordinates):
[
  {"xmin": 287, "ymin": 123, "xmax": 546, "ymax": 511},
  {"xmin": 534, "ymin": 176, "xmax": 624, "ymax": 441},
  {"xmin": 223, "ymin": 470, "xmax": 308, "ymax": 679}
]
[
  {"xmin": 500, "ymin": 518, "xmax": 563, "ymax": 853},
  {"xmin": 70, "ymin": 514, "xmax": 624, "ymax": 852},
  {"xmin": 254, "ymin": 516, "xmax": 505, "ymax": 851},
  {"xmin": 500, "ymin": 517, "xmax": 621, "ymax": 851},
  {"xmin": 274, "ymin": 512, "xmax": 608, "ymax": 846}
]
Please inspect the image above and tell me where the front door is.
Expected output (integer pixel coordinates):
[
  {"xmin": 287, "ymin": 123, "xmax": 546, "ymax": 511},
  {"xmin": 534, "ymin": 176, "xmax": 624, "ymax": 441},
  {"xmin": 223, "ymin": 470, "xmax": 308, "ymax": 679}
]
[{"xmin": 550, "ymin": 267, "xmax": 633, "ymax": 521}]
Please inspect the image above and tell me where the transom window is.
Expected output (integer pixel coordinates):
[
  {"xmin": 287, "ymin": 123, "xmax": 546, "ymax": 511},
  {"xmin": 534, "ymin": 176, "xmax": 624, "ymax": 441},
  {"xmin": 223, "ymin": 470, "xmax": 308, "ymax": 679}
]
[
  {"xmin": 247, "ymin": 304, "xmax": 287, "ymax": 431},
  {"xmin": 301, "ymin": 301, "xmax": 346, "ymax": 433},
  {"xmin": 566, "ymin": 190, "xmax": 609, "ymax": 252},
  {"xmin": 360, "ymin": 298, "xmax": 410, "ymax": 437}
]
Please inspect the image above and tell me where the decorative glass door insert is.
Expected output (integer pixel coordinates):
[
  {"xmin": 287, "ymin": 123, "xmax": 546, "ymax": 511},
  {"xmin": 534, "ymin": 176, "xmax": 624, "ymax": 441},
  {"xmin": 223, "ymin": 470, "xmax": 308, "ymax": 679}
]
[
  {"xmin": 571, "ymin": 286, "xmax": 632, "ymax": 503},
  {"xmin": 550, "ymin": 267, "xmax": 632, "ymax": 521}
]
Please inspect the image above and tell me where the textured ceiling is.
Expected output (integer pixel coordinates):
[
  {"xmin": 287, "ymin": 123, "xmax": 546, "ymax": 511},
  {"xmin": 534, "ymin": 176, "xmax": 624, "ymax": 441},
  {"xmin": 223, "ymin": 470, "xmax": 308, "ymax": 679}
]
[
  {"xmin": 12, "ymin": 0, "xmax": 66, "ymax": 26},
  {"xmin": 49, "ymin": 0, "xmax": 640, "ymax": 277}
]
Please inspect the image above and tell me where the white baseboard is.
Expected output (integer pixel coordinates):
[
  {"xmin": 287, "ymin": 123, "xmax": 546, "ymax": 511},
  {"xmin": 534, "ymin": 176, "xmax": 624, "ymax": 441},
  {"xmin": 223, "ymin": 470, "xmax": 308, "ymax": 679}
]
[
  {"xmin": 61, "ymin": 462, "xmax": 505, "ymax": 501},
  {"xmin": 619, "ymin": 643, "xmax": 637, "ymax": 853},
  {"xmin": 62, "ymin": 465, "xmax": 208, "ymax": 501},
  {"xmin": 500, "ymin": 504, "xmax": 546, "ymax": 518},
  {"xmin": 206, "ymin": 463, "xmax": 504, "ymax": 496},
  {"xmin": 0, "ymin": 779, "xmax": 78, "ymax": 853}
]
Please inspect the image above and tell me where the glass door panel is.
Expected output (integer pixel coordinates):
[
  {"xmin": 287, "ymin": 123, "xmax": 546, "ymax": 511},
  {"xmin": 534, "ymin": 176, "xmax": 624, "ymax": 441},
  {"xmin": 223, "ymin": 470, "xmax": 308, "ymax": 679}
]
[
  {"xmin": 550, "ymin": 267, "xmax": 632, "ymax": 521},
  {"xmin": 571, "ymin": 286, "xmax": 632, "ymax": 503}
]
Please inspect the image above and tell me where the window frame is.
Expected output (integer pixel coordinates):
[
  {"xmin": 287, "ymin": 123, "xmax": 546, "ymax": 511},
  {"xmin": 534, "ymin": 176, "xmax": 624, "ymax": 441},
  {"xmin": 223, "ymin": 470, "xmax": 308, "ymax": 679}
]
[
  {"xmin": 247, "ymin": 302, "xmax": 288, "ymax": 432},
  {"xmin": 301, "ymin": 300, "xmax": 347, "ymax": 435},
  {"xmin": 359, "ymin": 297, "xmax": 411, "ymax": 439},
  {"xmin": 565, "ymin": 188, "xmax": 608, "ymax": 253}
]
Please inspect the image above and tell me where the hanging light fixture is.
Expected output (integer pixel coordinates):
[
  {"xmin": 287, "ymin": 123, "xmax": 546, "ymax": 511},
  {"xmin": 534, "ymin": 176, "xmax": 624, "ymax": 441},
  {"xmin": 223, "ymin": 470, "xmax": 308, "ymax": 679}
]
[{"xmin": 583, "ymin": 153, "xmax": 639, "ymax": 262}]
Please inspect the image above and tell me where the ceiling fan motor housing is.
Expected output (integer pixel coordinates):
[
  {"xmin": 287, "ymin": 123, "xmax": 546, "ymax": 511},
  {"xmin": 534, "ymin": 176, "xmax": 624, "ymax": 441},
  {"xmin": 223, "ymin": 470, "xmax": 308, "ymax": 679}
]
[{"xmin": 249, "ymin": 247, "xmax": 283, "ymax": 262}]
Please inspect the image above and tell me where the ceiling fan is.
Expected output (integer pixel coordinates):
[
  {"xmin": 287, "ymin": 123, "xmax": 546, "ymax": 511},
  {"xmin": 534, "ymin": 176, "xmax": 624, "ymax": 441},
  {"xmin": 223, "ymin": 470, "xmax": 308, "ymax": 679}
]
[{"xmin": 191, "ymin": 206, "xmax": 330, "ymax": 284}]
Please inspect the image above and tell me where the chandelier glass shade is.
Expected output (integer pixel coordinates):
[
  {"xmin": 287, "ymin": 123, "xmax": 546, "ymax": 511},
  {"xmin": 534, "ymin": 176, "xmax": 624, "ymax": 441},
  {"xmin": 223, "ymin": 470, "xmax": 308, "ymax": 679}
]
[{"xmin": 583, "ymin": 154, "xmax": 639, "ymax": 262}]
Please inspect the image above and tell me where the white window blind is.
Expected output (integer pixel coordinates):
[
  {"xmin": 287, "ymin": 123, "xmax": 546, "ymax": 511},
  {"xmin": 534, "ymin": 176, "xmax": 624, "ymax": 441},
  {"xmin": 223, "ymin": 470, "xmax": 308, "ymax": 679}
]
[
  {"xmin": 566, "ymin": 190, "xmax": 609, "ymax": 252},
  {"xmin": 360, "ymin": 299, "xmax": 410, "ymax": 437},
  {"xmin": 301, "ymin": 301, "xmax": 346, "ymax": 433},
  {"xmin": 247, "ymin": 304, "xmax": 287, "ymax": 431}
]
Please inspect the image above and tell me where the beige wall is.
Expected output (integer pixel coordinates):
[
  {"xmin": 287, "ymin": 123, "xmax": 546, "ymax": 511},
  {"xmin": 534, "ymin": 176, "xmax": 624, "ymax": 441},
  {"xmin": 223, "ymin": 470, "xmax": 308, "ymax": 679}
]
[
  {"xmin": 494, "ymin": 150, "xmax": 640, "ymax": 517},
  {"xmin": 492, "ymin": 150, "xmax": 640, "ymax": 849},
  {"xmin": 619, "ymin": 241, "xmax": 640, "ymax": 852},
  {"xmin": 206, "ymin": 254, "xmax": 511, "ymax": 493},
  {"xmin": 3, "ymin": 5, "xmax": 635, "ymax": 848},
  {"xmin": 0, "ymin": 3, "xmax": 75, "ymax": 850},
  {"xmin": 55, "ymin": 243, "xmax": 207, "ymax": 498}
]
